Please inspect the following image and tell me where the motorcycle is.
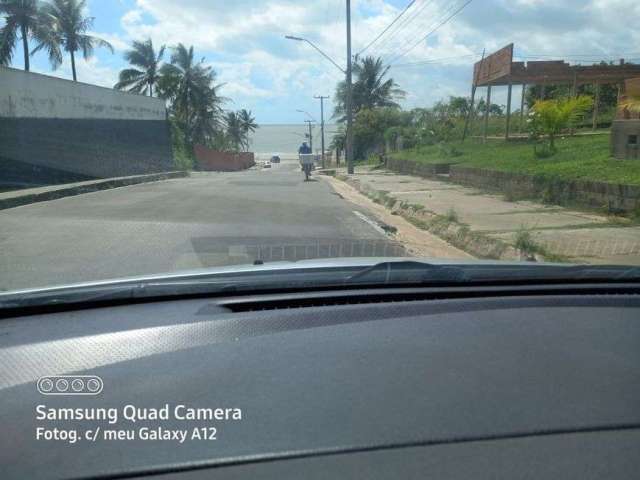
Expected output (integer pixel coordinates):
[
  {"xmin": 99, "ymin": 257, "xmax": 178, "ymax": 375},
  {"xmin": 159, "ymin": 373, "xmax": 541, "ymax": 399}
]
[{"xmin": 299, "ymin": 154, "xmax": 315, "ymax": 181}]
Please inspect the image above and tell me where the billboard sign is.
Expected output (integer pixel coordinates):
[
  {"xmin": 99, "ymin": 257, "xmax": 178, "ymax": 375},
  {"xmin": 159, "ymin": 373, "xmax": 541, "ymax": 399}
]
[{"xmin": 473, "ymin": 44, "xmax": 514, "ymax": 86}]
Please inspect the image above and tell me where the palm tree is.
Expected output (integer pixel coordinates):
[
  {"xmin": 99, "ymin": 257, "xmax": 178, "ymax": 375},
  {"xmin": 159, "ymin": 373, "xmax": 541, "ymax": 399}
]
[
  {"xmin": 238, "ymin": 109, "xmax": 258, "ymax": 150},
  {"xmin": 531, "ymin": 96, "xmax": 593, "ymax": 150},
  {"xmin": 0, "ymin": 0, "xmax": 53, "ymax": 71},
  {"xmin": 114, "ymin": 39, "xmax": 165, "ymax": 97},
  {"xmin": 158, "ymin": 43, "xmax": 224, "ymax": 146},
  {"xmin": 334, "ymin": 56, "xmax": 405, "ymax": 120},
  {"xmin": 225, "ymin": 111, "xmax": 244, "ymax": 152},
  {"xmin": 34, "ymin": 0, "xmax": 113, "ymax": 82}
]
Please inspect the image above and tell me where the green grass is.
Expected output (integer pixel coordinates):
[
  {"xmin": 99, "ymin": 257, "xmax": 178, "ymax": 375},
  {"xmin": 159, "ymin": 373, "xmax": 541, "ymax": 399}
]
[{"xmin": 390, "ymin": 134, "xmax": 640, "ymax": 186}]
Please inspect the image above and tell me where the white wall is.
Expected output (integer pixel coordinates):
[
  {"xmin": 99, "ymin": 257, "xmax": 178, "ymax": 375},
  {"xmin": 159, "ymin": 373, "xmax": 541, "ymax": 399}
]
[{"xmin": 0, "ymin": 67, "xmax": 166, "ymax": 120}]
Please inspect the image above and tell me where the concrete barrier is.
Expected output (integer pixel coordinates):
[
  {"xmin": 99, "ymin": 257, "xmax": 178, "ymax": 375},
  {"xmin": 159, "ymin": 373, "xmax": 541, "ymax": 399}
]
[
  {"xmin": 194, "ymin": 146, "xmax": 255, "ymax": 171},
  {"xmin": 0, "ymin": 171, "xmax": 188, "ymax": 211}
]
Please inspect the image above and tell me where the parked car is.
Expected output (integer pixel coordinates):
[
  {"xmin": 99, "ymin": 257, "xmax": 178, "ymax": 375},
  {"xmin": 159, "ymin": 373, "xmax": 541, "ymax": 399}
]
[{"xmin": 270, "ymin": 155, "xmax": 281, "ymax": 163}]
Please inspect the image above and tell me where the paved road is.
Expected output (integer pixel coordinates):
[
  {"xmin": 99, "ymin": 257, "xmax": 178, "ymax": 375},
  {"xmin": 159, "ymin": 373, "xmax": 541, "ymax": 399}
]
[{"xmin": 0, "ymin": 158, "xmax": 405, "ymax": 291}]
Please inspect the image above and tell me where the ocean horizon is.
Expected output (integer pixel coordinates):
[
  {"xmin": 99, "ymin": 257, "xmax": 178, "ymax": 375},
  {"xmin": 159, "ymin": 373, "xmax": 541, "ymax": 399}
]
[{"xmin": 249, "ymin": 124, "xmax": 339, "ymax": 156}]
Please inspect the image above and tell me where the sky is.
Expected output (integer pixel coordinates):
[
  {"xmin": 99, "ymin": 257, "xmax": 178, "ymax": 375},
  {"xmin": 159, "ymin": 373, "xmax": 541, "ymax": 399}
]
[{"xmin": 5, "ymin": 0, "xmax": 640, "ymax": 124}]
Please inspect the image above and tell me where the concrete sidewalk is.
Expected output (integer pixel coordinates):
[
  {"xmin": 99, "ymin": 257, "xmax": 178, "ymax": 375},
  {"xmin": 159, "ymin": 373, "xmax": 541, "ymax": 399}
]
[
  {"xmin": 327, "ymin": 166, "xmax": 640, "ymax": 265},
  {"xmin": 0, "ymin": 171, "xmax": 189, "ymax": 210}
]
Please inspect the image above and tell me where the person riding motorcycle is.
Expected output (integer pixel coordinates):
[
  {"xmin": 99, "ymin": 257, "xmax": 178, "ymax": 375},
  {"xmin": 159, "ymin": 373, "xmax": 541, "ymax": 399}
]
[{"xmin": 298, "ymin": 142, "xmax": 313, "ymax": 181}]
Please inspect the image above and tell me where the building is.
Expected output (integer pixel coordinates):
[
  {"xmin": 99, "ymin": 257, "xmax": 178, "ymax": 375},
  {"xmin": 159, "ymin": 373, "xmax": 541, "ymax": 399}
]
[{"xmin": 611, "ymin": 78, "xmax": 640, "ymax": 160}]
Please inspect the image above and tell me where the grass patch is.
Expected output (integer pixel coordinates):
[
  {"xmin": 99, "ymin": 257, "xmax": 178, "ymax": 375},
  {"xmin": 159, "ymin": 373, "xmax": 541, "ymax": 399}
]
[
  {"xmin": 445, "ymin": 207, "xmax": 459, "ymax": 223},
  {"xmin": 390, "ymin": 134, "xmax": 640, "ymax": 186}
]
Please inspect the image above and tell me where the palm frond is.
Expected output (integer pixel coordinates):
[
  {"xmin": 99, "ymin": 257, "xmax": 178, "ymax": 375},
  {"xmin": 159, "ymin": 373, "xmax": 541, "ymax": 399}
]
[{"xmin": 0, "ymin": 20, "xmax": 18, "ymax": 66}]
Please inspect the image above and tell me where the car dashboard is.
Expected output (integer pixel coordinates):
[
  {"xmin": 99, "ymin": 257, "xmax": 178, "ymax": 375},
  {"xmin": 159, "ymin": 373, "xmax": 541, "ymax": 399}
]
[{"xmin": 0, "ymin": 284, "xmax": 639, "ymax": 479}]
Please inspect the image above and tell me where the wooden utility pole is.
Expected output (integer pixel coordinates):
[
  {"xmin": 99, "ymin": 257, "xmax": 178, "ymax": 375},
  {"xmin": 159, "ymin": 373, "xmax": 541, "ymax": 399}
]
[
  {"xmin": 462, "ymin": 49, "xmax": 485, "ymax": 142},
  {"xmin": 483, "ymin": 85, "xmax": 492, "ymax": 143},
  {"xmin": 314, "ymin": 95, "xmax": 329, "ymax": 168},
  {"xmin": 592, "ymin": 81, "xmax": 600, "ymax": 130},
  {"xmin": 505, "ymin": 81, "xmax": 513, "ymax": 140},
  {"xmin": 304, "ymin": 120, "xmax": 314, "ymax": 151},
  {"xmin": 519, "ymin": 83, "xmax": 526, "ymax": 132}
]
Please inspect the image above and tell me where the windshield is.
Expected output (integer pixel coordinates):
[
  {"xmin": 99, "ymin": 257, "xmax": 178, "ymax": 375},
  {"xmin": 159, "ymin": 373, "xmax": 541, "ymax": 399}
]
[{"xmin": 1, "ymin": 0, "xmax": 640, "ymax": 293}]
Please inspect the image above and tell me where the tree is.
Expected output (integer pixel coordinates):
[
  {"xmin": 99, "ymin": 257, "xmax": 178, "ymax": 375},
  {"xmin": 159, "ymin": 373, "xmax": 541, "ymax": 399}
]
[
  {"xmin": 448, "ymin": 96, "xmax": 470, "ymax": 117},
  {"xmin": 238, "ymin": 109, "xmax": 258, "ymax": 150},
  {"xmin": 157, "ymin": 43, "xmax": 225, "ymax": 147},
  {"xmin": 115, "ymin": 39, "xmax": 165, "ymax": 97},
  {"xmin": 530, "ymin": 95, "xmax": 593, "ymax": 150},
  {"xmin": 225, "ymin": 111, "xmax": 244, "ymax": 152},
  {"xmin": 476, "ymin": 99, "xmax": 504, "ymax": 116},
  {"xmin": 0, "ymin": 0, "xmax": 54, "ymax": 71},
  {"xmin": 334, "ymin": 55, "xmax": 405, "ymax": 121},
  {"xmin": 34, "ymin": 0, "xmax": 113, "ymax": 82}
]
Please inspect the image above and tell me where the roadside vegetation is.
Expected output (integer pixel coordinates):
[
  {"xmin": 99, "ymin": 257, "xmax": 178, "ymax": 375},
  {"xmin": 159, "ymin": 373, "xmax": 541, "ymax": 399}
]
[
  {"xmin": 326, "ymin": 62, "xmax": 639, "ymax": 188},
  {"xmin": 391, "ymin": 135, "xmax": 640, "ymax": 186}
]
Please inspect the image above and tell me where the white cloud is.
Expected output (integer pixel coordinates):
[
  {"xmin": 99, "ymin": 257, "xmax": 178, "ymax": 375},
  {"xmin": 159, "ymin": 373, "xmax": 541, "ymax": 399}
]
[
  {"xmin": 30, "ymin": 0, "xmax": 638, "ymax": 122},
  {"xmin": 34, "ymin": 56, "xmax": 119, "ymax": 89}
]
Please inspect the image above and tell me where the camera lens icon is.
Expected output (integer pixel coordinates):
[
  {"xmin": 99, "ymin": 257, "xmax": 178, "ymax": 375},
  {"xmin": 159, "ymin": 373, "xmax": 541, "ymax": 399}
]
[
  {"xmin": 38, "ymin": 378, "xmax": 54, "ymax": 393},
  {"xmin": 71, "ymin": 379, "xmax": 85, "ymax": 392},
  {"xmin": 87, "ymin": 378, "xmax": 101, "ymax": 393},
  {"xmin": 37, "ymin": 376, "xmax": 103, "ymax": 396},
  {"xmin": 55, "ymin": 378, "xmax": 69, "ymax": 392}
]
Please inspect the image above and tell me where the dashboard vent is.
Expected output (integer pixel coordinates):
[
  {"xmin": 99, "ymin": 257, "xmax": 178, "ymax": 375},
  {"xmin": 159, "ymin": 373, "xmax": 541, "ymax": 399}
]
[
  {"xmin": 218, "ymin": 285, "xmax": 640, "ymax": 313},
  {"xmin": 220, "ymin": 291, "xmax": 439, "ymax": 312}
]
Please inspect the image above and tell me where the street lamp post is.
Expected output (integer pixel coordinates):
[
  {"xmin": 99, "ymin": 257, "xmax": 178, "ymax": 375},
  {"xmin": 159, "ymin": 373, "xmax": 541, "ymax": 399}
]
[
  {"xmin": 345, "ymin": 0, "xmax": 354, "ymax": 174},
  {"xmin": 285, "ymin": 2, "xmax": 354, "ymax": 174}
]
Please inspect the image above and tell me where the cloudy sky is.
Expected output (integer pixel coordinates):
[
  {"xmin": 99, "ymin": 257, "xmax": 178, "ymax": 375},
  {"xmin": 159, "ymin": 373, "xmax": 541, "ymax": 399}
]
[{"xmin": 10, "ymin": 0, "xmax": 640, "ymax": 123}]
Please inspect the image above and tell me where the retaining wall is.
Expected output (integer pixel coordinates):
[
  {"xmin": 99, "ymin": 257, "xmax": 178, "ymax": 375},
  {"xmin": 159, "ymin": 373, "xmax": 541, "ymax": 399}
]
[
  {"xmin": 386, "ymin": 156, "xmax": 452, "ymax": 178},
  {"xmin": 450, "ymin": 165, "xmax": 640, "ymax": 213},
  {"xmin": 0, "ymin": 67, "xmax": 173, "ymax": 186},
  {"xmin": 386, "ymin": 156, "xmax": 639, "ymax": 213}
]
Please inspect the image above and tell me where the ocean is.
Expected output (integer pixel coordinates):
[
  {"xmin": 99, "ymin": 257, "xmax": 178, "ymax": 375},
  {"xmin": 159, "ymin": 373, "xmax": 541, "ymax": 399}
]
[{"xmin": 249, "ymin": 124, "xmax": 339, "ymax": 157}]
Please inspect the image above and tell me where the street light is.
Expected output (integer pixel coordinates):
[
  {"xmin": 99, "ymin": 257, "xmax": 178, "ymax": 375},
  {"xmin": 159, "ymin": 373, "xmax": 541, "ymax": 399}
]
[
  {"xmin": 296, "ymin": 109, "xmax": 317, "ymax": 122},
  {"xmin": 285, "ymin": 23, "xmax": 354, "ymax": 174},
  {"xmin": 285, "ymin": 36, "xmax": 346, "ymax": 74},
  {"xmin": 296, "ymin": 110, "xmax": 316, "ymax": 152}
]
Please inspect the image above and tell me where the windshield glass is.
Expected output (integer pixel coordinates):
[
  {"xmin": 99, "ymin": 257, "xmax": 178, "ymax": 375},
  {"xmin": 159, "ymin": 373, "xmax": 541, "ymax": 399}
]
[{"xmin": 1, "ymin": 0, "xmax": 640, "ymax": 292}]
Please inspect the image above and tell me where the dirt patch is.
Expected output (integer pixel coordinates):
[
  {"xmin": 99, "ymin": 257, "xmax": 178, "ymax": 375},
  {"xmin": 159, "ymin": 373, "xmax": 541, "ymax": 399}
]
[{"xmin": 321, "ymin": 175, "xmax": 474, "ymax": 260}]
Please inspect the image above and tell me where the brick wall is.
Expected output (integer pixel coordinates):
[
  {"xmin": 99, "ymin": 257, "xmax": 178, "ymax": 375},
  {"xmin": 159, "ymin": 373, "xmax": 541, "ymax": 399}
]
[{"xmin": 194, "ymin": 146, "xmax": 255, "ymax": 171}]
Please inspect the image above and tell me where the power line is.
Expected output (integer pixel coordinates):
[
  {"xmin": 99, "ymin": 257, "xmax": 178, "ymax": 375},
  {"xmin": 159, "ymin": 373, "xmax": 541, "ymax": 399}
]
[
  {"xmin": 381, "ymin": 0, "xmax": 460, "ymax": 63},
  {"xmin": 388, "ymin": 0, "xmax": 475, "ymax": 65},
  {"xmin": 377, "ymin": 0, "xmax": 455, "ymax": 63},
  {"xmin": 358, "ymin": 0, "xmax": 417, "ymax": 56},
  {"xmin": 390, "ymin": 53, "xmax": 481, "ymax": 68},
  {"xmin": 374, "ymin": 0, "xmax": 437, "ymax": 59}
]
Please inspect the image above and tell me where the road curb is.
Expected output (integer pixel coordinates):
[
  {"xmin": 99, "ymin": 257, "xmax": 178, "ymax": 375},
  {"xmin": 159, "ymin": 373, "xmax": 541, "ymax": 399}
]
[{"xmin": 0, "ymin": 171, "xmax": 189, "ymax": 211}]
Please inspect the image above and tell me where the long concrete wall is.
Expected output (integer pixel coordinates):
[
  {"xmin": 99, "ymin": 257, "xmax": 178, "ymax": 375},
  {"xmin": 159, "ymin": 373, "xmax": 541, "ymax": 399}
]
[{"xmin": 0, "ymin": 67, "xmax": 174, "ymax": 187}]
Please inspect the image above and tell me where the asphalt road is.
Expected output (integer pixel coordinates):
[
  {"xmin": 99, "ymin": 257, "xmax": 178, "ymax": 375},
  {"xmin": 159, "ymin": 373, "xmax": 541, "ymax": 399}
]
[{"xmin": 0, "ymin": 158, "xmax": 405, "ymax": 291}]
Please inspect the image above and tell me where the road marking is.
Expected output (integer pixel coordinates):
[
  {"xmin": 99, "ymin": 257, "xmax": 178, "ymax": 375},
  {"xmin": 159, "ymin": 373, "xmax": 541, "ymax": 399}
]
[{"xmin": 352, "ymin": 210, "xmax": 386, "ymax": 235}]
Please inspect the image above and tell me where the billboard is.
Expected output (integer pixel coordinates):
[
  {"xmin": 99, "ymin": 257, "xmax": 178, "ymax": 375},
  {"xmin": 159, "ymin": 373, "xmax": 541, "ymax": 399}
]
[{"xmin": 473, "ymin": 44, "xmax": 514, "ymax": 86}]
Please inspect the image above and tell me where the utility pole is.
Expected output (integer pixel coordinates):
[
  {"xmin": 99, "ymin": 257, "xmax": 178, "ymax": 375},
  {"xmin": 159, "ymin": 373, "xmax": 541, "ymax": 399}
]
[
  {"xmin": 346, "ymin": 0, "xmax": 354, "ymax": 175},
  {"xmin": 304, "ymin": 120, "xmax": 314, "ymax": 151},
  {"xmin": 314, "ymin": 95, "xmax": 329, "ymax": 168}
]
